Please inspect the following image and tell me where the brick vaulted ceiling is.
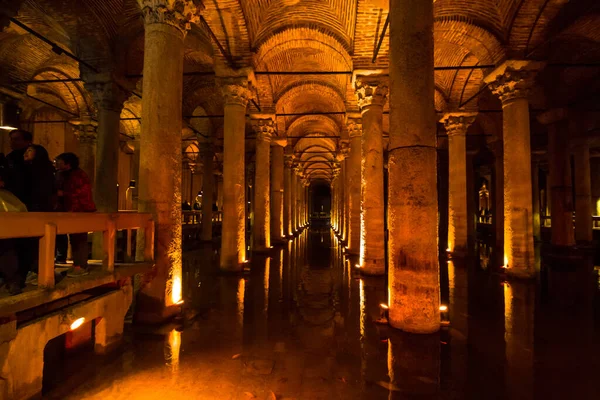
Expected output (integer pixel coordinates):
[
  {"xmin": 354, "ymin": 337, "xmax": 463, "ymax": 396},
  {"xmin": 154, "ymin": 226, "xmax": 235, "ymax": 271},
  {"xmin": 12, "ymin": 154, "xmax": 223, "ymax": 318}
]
[{"xmin": 2, "ymin": 0, "xmax": 600, "ymax": 180}]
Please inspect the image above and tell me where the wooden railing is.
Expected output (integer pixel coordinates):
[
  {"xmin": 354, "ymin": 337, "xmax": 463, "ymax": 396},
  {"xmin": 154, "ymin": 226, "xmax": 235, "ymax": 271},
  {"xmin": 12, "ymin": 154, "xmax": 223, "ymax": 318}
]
[
  {"xmin": 0, "ymin": 212, "xmax": 154, "ymax": 290},
  {"xmin": 182, "ymin": 211, "xmax": 223, "ymax": 225},
  {"xmin": 540, "ymin": 215, "xmax": 600, "ymax": 229}
]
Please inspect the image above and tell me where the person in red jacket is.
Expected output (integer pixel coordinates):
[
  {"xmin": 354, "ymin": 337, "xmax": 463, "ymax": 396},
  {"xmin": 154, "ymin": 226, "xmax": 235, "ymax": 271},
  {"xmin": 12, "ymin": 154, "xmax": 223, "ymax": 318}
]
[{"xmin": 55, "ymin": 152, "xmax": 96, "ymax": 277}]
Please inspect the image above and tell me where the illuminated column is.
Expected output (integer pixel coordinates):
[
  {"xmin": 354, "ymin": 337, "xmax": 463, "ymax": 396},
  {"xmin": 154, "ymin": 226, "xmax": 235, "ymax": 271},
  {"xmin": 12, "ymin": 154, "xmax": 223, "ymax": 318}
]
[
  {"xmin": 251, "ymin": 116, "xmax": 274, "ymax": 251},
  {"xmin": 85, "ymin": 79, "xmax": 127, "ymax": 213},
  {"xmin": 342, "ymin": 144, "xmax": 350, "ymax": 242},
  {"xmin": 136, "ymin": 0, "xmax": 202, "ymax": 320},
  {"xmin": 69, "ymin": 116, "xmax": 97, "ymax": 189},
  {"xmin": 220, "ymin": 74, "xmax": 252, "ymax": 270},
  {"xmin": 346, "ymin": 117, "xmax": 362, "ymax": 254},
  {"xmin": 284, "ymin": 153, "xmax": 293, "ymax": 236},
  {"xmin": 532, "ymin": 159, "xmax": 541, "ymax": 241},
  {"xmin": 441, "ymin": 113, "xmax": 477, "ymax": 256},
  {"xmin": 295, "ymin": 171, "xmax": 303, "ymax": 230},
  {"xmin": 485, "ymin": 61, "xmax": 544, "ymax": 278},
  {"xmin": 271, "ymin": 139, "xmax": 286, "ymax": 242},
  {"xmin": 573, "ymin": 137, "xmax": 593, "ymax": 242},
  {"xmin": 538, "ymin": 108, "xmax": 575, "ymax": 247},
  {"xmin": 354, "ymin": 73, "xmax": 387, "ymax": 275},
  {"xmin": 388, "ymin": 0, "xmax": 439, "ymax": 333},
  {"xmin": 200, "ymin": 139, "xmax": 214, "ymax": 241}
]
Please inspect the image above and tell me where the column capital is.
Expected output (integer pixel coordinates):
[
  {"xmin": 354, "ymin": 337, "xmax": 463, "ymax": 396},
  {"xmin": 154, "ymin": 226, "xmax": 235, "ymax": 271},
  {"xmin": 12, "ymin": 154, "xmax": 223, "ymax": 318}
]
[
  {"xmin": 250, "ymin": 115, "xmax": 276, "ymax": 142},
  {"xmin": 354, "ymin": 73, "xmax": 389, "ymax": 110},
  {"xmin": 484, "ymin": 60, "xmax": 545, "ymax": 104},
  {"xmin": 220, "ymin": 76, "xmax": 252, "ymax": 107},
  {"xmin": 284, "ymin": 154, "xmax": 295, "ymax": 168},
  {"xmin": 440, "ymin": 112, "xmax": 477, "ymax": 136},
  {"xmin": 69, "ymin": 115, "xmax": 98, "ymax": 143},
  {"xmin": 271, "ymin": 138, "xmax": 287, "ymax": 147},
  {"xmin": 85, "ymin": 78, "xmax": 128, "ymax": 113},
  {"xmin": 346, "ymin": 117, "xmax": 363, "ymax": 138},
  {"xmin": 137, "ymin": 0, "xmax": 203, "ymax": 34}
]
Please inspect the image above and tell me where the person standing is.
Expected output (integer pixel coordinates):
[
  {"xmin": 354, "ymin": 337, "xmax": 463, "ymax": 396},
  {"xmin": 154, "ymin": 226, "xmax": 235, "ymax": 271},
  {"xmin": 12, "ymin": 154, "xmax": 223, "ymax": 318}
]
[
  {"xmin": 0, "ymin": 168, "xmax": 27, "ymax": 295},
  {"xmin": 23, "ymin": 144, "xmax": 55, "ymax": 212},
  {"xmin": 4, "ymin": 129, "xmax": 33, "ymax": 202},
  {"xmin": 55, "ymin": 152, "xmax": 96, "ymax": 277}
]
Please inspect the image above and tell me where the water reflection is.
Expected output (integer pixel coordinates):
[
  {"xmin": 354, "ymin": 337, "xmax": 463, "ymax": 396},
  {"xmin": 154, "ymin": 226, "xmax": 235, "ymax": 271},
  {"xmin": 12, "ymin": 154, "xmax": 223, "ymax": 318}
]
[{"xmin": 45, "ymin": 229, "xmax": 600, "ymax": 400}]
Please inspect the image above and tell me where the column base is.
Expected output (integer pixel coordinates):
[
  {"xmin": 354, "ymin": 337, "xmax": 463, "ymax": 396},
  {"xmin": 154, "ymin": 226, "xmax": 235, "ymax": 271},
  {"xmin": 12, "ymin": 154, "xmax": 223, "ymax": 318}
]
[
  {"xmin": 504, "ymin": 266, "xmax": 536, "ymax": 280},
  {"xmin": 134, "ymin": 301, "xmax": 183, "ymax": 325},
  {"xmin": 360, "ymin": 258, "xmax": 385, "ymax": 276},
  {"xmin": 448, "ymin": 247, "xmax": 468, "ymax": 259}
]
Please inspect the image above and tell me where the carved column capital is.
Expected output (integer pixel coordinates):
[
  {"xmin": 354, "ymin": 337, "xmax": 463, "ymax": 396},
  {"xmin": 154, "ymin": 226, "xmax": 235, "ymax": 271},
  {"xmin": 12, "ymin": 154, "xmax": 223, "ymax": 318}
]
[
  {"xmin": 346, "ymin": 117, "xmax": 363, "ymax": 138},
  {"xmin": 220, "ymin": 77, "xmax": 252, "ymax": 107},
  {"xmin": 85, "ymin": 79, "xmax": 128, "ymax": 113},
  {"xmin": 69, "ymin": 116, "xmax": 98, "ymax": 143},
  {"xmin": 354, "ymin": 74, "xmax": 388, "ymax": 109},
  {"xmin": 440, "ymin": 112, "xmax": 478, "ymax": 136},
  {"xmin": 251, "ymin": 115, "xmax": 275, "ymax": 142},
  {"xmin": 137, "ymin": 0, "xmax": 203, "ymax": 34},
  {"xmin": 284, "ymin": 153, "xmax": 295, "ymax": 168},
  {"xmin": 484, "ymin": 60, "xmax": 545, "ymax": 104}
]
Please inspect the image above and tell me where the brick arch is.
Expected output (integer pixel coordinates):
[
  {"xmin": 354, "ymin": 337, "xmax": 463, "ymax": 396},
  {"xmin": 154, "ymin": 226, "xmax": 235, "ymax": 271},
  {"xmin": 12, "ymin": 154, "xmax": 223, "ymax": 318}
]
[
  {"xmin": 507, "ymin": 0, "xmax": 569, "ymax": 56},
  {"xmin": 26, "ymin": 67, "xmax": 94, "ymax": 117},
  {"xmin": 286, "ymin": 115, "xmax": 341, "ymax": 146},
  {"xmin": 434, "ymin": 0, "xmax": 505, "ymax": 39},
  {"xmin": 275, "ymin": 81, "xmax": 346, "ymax": 111},
  {"xmin": 244, "ymin": 0, "xmax": 355, "ymax": 52},
  {"xmin": 435, "ymin": 19, "xmax": 506, "ymax": 64}
]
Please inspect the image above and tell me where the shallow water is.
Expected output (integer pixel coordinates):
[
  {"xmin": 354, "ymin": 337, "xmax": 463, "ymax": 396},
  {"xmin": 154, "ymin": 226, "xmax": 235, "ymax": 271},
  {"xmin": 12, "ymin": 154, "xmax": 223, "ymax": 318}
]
[{"xmin": 44, "ymin": 228, "xmax": 600, "ymax": 399}]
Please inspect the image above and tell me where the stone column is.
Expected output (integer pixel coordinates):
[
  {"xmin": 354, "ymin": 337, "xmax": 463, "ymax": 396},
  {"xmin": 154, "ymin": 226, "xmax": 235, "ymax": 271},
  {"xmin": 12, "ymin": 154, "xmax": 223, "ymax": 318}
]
[
  {"xmin": 86, "ymin": 79, "xmax": 127, "ymax": 213},
  {"xmin": 331, "ymin": 166, "xmax": 340, "ymax": 232},
  {"xmin": 251, "ymin": 116, "xmax": 274, "ymax": 251},
  {"xmin": 491, "ymin": 140, "xmax": 505, "ymax": 264},
  {"xmin": 292, "ymin": 166, "xmax": 299, "ymax": 233},
  {"xmin": 346, "ymin": 117, "xmax": 362, "ymax": 255},
  {"xmin": 135, "ymin": 0, "xmax": 202, "ymax": 321},
  {"xmin": 295, "ymin": 171, "xmax": 303, "ymax": 230},
  {"xmin": 485, "ymin": 61, "xmax": 544, "ymax": 278},
  {"xmin": 271, "ymin": 139, "xmax": 286, "ymax": 242},
  {"xmin": 441, "ymin": 113, "xmax": 477, "ymax": 256},
  {"xmin": 216, "ymin": 171, "xmax": 223, "ymax": 211},
  {"xmin": 388, "ymin": 0, "xmax": 438, "ymax": 333},
  {"xmin": 220, "ymin": 75, "xmax": 252, "ymax": 270},
  {"xmin": 200, "ymin": 140, "xmax": 214, "ymax": 241},
  {"xmin": 573, "ymin": 138, "xmax": 592, "ymax": 242},
  {"xmin": 532, "ymin": 159, "xmax": 541, "ymax": 241},
  {"xmin": 69, "ymin": 116, "xmax": 97, "ymax": 189},
  {"xmin": 538, "ymin": 109, "xmax": 574, "ymax": 247},
  {"xmin": 342, "ymin": 145, "xmax": 350, "ymax": 242},
  {"xmin": 284, "ymin": 153, "xmax": 294, "ymax": 236},
  {"xmin": 354, "ymin": 73, "xmax": 387, "ymax": 276}
]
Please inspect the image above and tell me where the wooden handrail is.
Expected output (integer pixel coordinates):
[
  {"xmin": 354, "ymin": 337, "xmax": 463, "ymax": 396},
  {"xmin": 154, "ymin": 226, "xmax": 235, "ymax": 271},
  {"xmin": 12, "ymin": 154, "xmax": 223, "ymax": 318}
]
[{"xmin": 0, "ymin": 212, "xmax": 155, "ymax": 289}]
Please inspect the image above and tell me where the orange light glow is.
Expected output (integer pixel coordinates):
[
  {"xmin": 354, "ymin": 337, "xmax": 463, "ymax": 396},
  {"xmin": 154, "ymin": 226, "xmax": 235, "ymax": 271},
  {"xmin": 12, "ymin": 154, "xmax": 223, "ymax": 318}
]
[
  {"xmin": 439, "ymin": 305, "xmax": 448, "ymax": 312},
  {"xmin": 70, "ymin": 317, "xmax": 85, "ymax": 331},
  {"xmin": 379, "ymin": 303, "xmax": 389, "ymax": 310},
  {"xmin": 171, "ymin": 275, "xmax": 182, "ymax": 305}
]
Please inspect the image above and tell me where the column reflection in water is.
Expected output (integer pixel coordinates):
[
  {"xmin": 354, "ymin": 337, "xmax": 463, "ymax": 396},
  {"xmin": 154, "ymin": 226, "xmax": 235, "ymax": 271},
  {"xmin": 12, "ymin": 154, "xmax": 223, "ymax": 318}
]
[
  {"xmin": 245, "ymin": 256, "xmax": 271, "ymax": 348},
  {"xmin": 447, "ymin": 260, "xmax": 469, "ymax": 396},
  {"xmin": 164, "ymin": 329, "xmax": 182, "ymax": 373},
  {"xmin": 504, "ymin": 281, "xmax": 534, "ymax": 399},
  {"xmin": 218, "ymin": 275, "xmax": 246, "ymax": 356},
  {"xmin": 387, "ymin": 332, "xmax": 440, "ymax": 398},
  {"xmin": 359, "ymin": 276, "xmax": 387, "ymax": 394},
  {"xmin": 296, "ymin": 228, "xmax": 337, "ymax": 399}
]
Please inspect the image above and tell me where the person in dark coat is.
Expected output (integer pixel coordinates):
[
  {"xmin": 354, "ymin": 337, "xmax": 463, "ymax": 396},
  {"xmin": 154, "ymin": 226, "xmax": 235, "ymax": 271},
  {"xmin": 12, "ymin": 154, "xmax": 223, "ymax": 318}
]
[
  {"xmin": 4, "ymin": 129, "xmax": 32, "ymax": 202},
  {"xmin": 23, "ymin": 144, "xmax": 56, "ymax": 212},
  {"xmin": 55, "ymin": 152, "xmax": 96, "ymax": 277},
  {"xmin": 0, "ymin": 168, "xmax": 27, "ymax": 295}
]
